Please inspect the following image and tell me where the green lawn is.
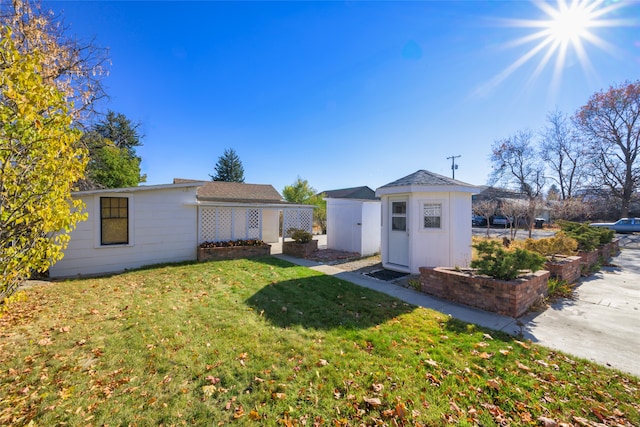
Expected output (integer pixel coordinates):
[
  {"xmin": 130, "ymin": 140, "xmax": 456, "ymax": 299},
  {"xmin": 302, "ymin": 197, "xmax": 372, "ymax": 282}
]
[{"xmin": 1, "ymin": 257, "xmax": 638, "ymax": 426}]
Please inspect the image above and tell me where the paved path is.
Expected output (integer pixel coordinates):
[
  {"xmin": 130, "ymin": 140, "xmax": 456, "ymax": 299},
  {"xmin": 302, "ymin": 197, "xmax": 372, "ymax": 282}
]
[{"xmin": 276, "ymin": 245, "xmax": 640, "ymax": 378}]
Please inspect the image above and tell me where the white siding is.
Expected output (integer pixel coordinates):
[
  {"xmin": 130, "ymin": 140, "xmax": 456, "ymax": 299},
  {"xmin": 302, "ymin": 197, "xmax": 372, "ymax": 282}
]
[
  {"xmin": 380, "ymin": 191, "xmax": 473, "ymax": 274},
  {"xmin": 361, "ymin": 201, "xmax": 382, "ymax": 257},
  {"xmin": 49, "ymin": 186, "xmax": 199, "ymax": 278},
  {"xmin": 262, "ymin": 209, "xmax": 280, "ymax": 243},
  {"xmin": 326, "ymin": 198, "xmax": 380, "ymax": 256}
]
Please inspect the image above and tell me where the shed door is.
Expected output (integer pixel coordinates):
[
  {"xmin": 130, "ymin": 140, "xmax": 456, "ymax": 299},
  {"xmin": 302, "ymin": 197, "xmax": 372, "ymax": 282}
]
[{"xmin": 388, "ymin": 199, "xmax": 409, "ymax": 266}]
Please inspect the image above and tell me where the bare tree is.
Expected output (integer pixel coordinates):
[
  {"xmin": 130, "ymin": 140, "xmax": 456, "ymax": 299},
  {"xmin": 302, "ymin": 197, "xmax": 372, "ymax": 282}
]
[
  {"xmin": 489, "ymin": 129, "xmax": 546, "ymax": 238},
  {"xmin": 574, "ymin": 80, "xmax": 640, "ymax": 218},
  {"xmin": 473, "ymin": 199, "xmax": 498, "ymax": 237},
  {"xmin": 541, "ymin": 109, "xmax": 586, "ymax": 199},
  {"xmin": 1, "ymin": 0, "xmax": 110, "ymax": 124},
  {"xmin": 499, "ymin": 200, "xmax": 529, "ymax": 241}
]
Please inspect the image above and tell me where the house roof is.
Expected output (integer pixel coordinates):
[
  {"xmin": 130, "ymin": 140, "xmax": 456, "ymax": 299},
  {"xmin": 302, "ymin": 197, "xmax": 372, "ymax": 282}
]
[
  {"xmin": 321, "ymin": 186, "xmax": 378, "ymax": 200},
  {"xmin": 473, "ymin": 185, "xmax": 528, "ymax": 201},
  {"xmin": 196, "ymin": 181, "xmax": 286, "ymax": 204}
]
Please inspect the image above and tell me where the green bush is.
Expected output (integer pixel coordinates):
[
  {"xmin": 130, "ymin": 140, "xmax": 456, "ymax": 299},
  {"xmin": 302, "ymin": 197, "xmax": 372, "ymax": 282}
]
[
  {"xmin": 288, "ymin": 228, "xmax": 313, "ymax": 243},
  {"xmin": 471, "ymin": 240, "xmax": 546, "ymax": 281},
  {"xmin": 556, "ymin": 220, "xmax": 614, "ymax": 252}
]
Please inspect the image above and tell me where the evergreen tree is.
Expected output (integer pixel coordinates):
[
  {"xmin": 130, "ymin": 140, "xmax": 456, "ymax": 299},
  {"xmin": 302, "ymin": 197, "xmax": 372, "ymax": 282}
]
[
  {"xmin": 210, "ymin": 148, "xmax": 245, "ymax": 182},
  {"xmin": 82, "ymin": 110, "xmax": 146, "ymax": 189}
]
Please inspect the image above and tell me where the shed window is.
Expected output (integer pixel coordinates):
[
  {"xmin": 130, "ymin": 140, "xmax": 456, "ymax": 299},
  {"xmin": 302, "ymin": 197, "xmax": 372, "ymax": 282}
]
[
  {"xmin": 101, "ymin": 197, "xmax": 129, "ymax": 245},
  {"xmin": 423, "ymin": 203, "xmax": 441, "ymax": 229}
]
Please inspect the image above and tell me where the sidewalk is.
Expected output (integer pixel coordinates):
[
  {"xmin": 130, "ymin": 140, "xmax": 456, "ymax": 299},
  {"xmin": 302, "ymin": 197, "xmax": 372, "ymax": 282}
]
[
  {"xmin": 273, "ymin": 254, "xmax": 522, "ymax": 334},
  {"xmin": 274, "ymin": 249, "xmax": 640, "ymax": 378}
]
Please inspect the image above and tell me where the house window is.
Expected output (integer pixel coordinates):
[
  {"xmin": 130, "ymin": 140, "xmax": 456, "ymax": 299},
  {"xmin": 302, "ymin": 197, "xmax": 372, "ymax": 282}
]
[
  {"xmin": 423, "ymin": 203, "xmax": 441, "ymax": 229},
  {"xmin": 101, "ymin": 197, "xmax": 129, "ymax": 245}
]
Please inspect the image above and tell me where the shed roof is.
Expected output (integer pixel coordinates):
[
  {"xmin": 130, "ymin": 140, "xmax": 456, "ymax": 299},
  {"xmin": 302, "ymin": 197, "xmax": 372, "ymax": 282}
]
[
  {"xmin": 322, "ymin": 186, "xmax": 378, "ymax": 200},
  {"xmin": 376, "ymin": 170, "xmax": 479, "ymax": 196}
]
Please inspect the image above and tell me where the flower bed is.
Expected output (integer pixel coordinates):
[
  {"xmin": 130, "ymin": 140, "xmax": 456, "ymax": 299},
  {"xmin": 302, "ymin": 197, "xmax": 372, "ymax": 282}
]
[
  {"xmin": 198, "ymin": 240, "xmax": 270, "ymax": 261},
  {"xmin": 419, "ymin": 267, "xmax": 550, "ymax": 318},
  {"xmin": 282, "ymin": 240, "xmax": 318, "ymax": 258}
]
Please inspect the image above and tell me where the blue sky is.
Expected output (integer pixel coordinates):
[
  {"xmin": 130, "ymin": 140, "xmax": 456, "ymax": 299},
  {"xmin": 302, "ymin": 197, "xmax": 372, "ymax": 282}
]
[{"xmin": 47, "ymin": 1, "xmax": 639, "ymax": 194}]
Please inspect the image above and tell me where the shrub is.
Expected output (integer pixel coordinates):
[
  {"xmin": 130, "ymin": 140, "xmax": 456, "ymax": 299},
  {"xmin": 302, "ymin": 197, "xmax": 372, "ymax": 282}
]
[
  {"xmin": 287, "ymin": 228, "xmax": 313, "ymax": 243},
  {"xmin": 556, "ymin": 220, "xmax": 614, "ymax": 252},
  {"xmin": 471, "ymin": 240, "xmax": 546, "ymax": 281},
  {"xmin": 512, "ymin": 232, "xmax": 578, "ymax": 258}
]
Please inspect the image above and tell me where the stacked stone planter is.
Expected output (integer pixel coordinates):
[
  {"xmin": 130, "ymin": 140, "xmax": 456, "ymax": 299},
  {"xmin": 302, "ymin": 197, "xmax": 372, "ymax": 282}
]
[
  {"xmin": 419, "ymin": 267, "xmax": 550, "ymax": 318},
  {"xmin": 282, "ymin": 240, "xmax": 318, "ymax": 258},
  {"xmin": 577, "ymin": 239, "xmax": 620, "ymax": 276},
  {"xmin": 544, "ymin": 255, "xmax": 582, "ymax": 284},
  {"xmin": 198, "ymin": 244, "xmax": 271, "ymax": 261}
]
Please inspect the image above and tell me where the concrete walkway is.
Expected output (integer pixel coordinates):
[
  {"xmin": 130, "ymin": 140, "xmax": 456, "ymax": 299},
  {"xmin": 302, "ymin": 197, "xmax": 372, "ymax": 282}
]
[{"xmin": 275, "ymin": 247, "xmax": 640, "ymax": 378}]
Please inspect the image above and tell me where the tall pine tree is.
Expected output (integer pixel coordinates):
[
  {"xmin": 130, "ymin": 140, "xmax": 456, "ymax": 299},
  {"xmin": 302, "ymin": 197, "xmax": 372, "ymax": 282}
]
[{"xmin": 210, "ymin": 148, "xmax": 245, "ymax": 182}]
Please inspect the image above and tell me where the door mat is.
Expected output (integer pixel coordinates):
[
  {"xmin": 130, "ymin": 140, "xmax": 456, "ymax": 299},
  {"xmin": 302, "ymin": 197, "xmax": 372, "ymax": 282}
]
[{"xmin": 365, "ymin": 269, "xmax": 409, "ymax": 281}]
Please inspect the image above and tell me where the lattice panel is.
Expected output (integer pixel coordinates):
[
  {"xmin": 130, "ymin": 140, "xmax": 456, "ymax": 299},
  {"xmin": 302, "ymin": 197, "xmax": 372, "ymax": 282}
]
[
  {"xmin": 218, "ymin": 208, "xmax": 233, "ymax": 241},
  {"xmin": 200, "ymin": 207, "xmax": 217, "ymax": 243},
  {"xmin": 283, "ymin": 209, "xmax": 313, "ymax": 237},
  {"xmin": 248, "ymin": 209, "xmax": 261, "ymax": 239}
]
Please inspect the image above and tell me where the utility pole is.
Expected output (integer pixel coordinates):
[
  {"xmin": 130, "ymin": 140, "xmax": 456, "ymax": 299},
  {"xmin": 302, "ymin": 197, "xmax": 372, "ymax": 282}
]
[{"xmin": 447, "ymin": 155, "xmax": 461, "ymax": 179}]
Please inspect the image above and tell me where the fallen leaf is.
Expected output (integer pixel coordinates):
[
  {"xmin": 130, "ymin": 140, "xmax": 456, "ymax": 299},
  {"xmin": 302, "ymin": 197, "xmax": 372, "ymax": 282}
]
[
  {"xmin": 486, "ymin": 379, "xmax": 501, "ymax": 390},
  {"xmin": 514, "ymin": 340, "xmax": 530, "ymax": 349},
  {"xmin": 516, "ymin": 361, "xmax": 531, "ymax": 371},
  {"xmin": 371, "ymin": 383, "xmax": 384, "ymax": 392},
  {"xmin": 38, "ymin": 337, "xmax": 52, "ymax": 346},
  {"xmin": 538, "ymin": 416, "xmax": 557, "ymax": 427},
  {"xmin": 483, "ymin": 333, "xmax": 494, "ymax": 340},
  {"xmin": 364, "ymin": 397, "xmax": 382, "ymax": 407},
  {"xmin": 202, "ymin": 385, "xmax": 217, "ymax": 397}
]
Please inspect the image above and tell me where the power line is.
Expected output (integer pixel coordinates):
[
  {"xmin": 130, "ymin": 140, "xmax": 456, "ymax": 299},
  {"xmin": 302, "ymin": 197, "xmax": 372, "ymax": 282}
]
[{"xmin": 446, "ymin": 155, "xmax": 461, "ymax": 179}]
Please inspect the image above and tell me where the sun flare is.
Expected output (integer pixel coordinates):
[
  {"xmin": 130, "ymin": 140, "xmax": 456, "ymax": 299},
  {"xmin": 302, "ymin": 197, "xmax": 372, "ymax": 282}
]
[
  {"xmin": 477, "ymin": 0, "xmax": 633, "ymax": 97},
  {"xmin": 546, "ymin": 1, "xmax": 593, "ymax": 43}
]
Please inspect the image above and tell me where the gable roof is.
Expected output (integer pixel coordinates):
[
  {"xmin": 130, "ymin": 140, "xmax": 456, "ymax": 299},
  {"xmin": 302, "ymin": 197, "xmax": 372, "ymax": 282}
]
[
  {"xmin": 321, "ymin": 186, "xmax": 378, "ymax": 200},
  {"xmin": 196, "ymin": 181, "xmax": 284, "ymax": 203}
]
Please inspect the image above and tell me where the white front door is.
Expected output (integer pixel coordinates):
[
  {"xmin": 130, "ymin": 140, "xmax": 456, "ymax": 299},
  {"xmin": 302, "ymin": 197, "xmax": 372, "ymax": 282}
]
[{"xmin": 388, "ymin": 198, "xmax": 409, "ymax": 267}]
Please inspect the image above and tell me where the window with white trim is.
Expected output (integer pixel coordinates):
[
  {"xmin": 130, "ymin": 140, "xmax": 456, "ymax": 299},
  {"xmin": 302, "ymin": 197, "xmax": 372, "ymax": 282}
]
[
  {"xmin": 100, "ymin": 197, "xmax": 129, "ymax": 245},
  {"xmin": 423, "ymin": 203, "xmax": 441, "ymax": 229}
]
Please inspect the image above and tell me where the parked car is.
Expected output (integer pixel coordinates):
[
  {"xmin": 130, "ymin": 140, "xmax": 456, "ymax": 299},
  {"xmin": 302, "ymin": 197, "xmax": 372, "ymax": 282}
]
[
  {"xmin": 472, "ymin": 215, "xmax": 487, "ymax": 226},
  {"xmin": 590, "ymin": 218, "xmax": 640, "ymax": 233},
  {"xmin": 491, "ymin": 215, "xmax": 513, "ymax": 227}
]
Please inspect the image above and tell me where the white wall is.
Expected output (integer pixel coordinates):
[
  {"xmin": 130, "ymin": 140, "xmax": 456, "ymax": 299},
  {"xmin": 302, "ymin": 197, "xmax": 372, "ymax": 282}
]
[
  {"xmin": 326, "ymin": 198, "xmax": 380, "ymax": 256},
  {"xmin": 380, "ymin": 191, "xmax": 473, "ymax": 274},
  {"xmin": 262, "ymin": 209, "xmax": 280, "ymax": 243},
  {"xmin": 360, "ymin": 201, "xmax": 381, "ymax": 256},
  {"xmin": 49, "ymin": 186, "xmax": 199, "ymax": 278}
]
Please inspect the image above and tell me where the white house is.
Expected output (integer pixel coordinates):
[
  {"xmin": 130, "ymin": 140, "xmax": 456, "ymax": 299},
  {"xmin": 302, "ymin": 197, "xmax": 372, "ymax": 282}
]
[
  {"xmin": 375, "ymin": 170, "xmax": 479, "ymax": 274},
  {"xmin": 49, "ymin": 180, "xmax": 313, "ymax": 278},
  {"xmin": 323, "ymin": 186, "xmax": 380, "ymax": 257}
]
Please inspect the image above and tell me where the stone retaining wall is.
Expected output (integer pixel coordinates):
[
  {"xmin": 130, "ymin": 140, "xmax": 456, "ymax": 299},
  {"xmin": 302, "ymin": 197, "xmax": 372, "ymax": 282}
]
[
  {"xmin": 198, "ymin": 245, "xmax": 271, "ymax": 262},
  {"xmin": 545, "ymin": 256, "xmax": 582, "ymax": 284},
  {"xmin": 419, "ymin": 267, "xmax": 550, "ymax": 318}
]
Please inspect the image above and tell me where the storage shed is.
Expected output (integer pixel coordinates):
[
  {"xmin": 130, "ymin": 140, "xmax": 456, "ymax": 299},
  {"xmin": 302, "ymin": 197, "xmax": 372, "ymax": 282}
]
[
  {"xmin": 375, "ymin": 170, "xmax": 479, "ymax": 274},
  {"xmin": 49, "ymin": 180, "xmax": 313, "ymax": 278},
  {"xmin": 323, "ymin": 186, "xmax": 380, "ymax": 257}
]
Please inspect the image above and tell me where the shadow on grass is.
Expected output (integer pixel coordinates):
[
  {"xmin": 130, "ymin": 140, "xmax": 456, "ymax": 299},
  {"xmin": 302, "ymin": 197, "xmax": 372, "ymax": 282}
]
[{"xmin": 245, "ymin": 274, "xmax": 415, "ymax": 330}]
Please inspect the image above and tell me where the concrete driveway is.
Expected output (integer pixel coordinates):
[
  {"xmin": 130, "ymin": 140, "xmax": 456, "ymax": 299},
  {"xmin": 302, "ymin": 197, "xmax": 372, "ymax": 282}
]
[{"xmin": 519, "ymin": 247, "xmax": 640, "ymax": 377}]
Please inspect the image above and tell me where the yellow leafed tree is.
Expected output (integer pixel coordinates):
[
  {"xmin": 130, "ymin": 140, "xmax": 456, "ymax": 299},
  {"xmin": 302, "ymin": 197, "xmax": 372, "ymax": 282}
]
[{"xmin": 0, "ymin": 28, "xmax": 88, "ymax": 298}]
